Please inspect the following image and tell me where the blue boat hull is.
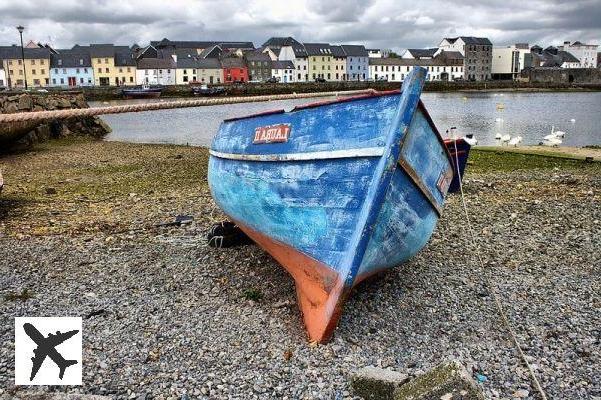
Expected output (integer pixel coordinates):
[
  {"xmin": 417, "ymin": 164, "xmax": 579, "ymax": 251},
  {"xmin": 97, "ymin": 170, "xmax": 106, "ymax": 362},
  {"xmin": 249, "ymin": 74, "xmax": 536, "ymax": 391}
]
[{"xmin": 208, "ymin": 67, "xmax": 453, "ymax": 342}]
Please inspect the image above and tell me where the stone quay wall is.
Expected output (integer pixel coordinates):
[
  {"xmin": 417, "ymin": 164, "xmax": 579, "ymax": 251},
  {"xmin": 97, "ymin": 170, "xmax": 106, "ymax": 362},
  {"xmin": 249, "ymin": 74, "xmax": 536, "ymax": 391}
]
[{"xmin": 0, "ymin": 91, "xmax": 111, "ymax": 150}]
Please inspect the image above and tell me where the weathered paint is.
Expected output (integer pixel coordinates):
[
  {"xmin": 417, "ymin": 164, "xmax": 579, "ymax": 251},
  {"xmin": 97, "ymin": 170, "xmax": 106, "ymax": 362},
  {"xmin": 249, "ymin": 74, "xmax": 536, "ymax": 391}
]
[{"xmin": 208, "ymin": 66, "xmax": 452, "ymax": 342}]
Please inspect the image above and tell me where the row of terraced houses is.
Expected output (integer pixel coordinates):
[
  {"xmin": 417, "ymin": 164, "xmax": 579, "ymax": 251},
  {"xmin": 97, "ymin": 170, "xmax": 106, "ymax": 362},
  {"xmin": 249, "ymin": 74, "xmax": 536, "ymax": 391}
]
[{"xmin": 0, "ymin": 36, "xmax": 598, "ymax": 89}]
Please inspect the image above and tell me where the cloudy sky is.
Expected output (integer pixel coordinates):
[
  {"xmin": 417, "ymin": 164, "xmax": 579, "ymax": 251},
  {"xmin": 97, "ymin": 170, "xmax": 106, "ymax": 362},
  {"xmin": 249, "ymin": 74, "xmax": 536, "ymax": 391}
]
[{"xmin": 0, "ymin": 0, "xmax": 599, "ymax": 51}]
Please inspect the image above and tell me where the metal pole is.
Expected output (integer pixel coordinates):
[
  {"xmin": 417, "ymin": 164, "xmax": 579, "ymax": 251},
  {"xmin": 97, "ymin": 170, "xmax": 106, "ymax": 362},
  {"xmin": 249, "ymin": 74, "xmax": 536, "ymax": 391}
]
[{"xmin": 17, "ymin": 25, "xmax": 28, "ymax": 90}]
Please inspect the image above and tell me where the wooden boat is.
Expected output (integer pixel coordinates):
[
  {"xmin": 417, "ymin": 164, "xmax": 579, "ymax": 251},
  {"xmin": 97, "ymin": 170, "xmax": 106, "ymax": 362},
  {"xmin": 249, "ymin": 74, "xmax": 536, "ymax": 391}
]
[
  {"xmin": 192, "ymin": 84, "xmax": 226, "ymax": 96},
  {"xmin": 444, "ymin": 137, "xmax": 471, "ymax": 193},
  {"xmin": 121, "ymin": 84, "xmax": 162, "ymax": 99},
  {"xmin": 208, "ymin": 67, "xmax": 453, "ymax": 342}
]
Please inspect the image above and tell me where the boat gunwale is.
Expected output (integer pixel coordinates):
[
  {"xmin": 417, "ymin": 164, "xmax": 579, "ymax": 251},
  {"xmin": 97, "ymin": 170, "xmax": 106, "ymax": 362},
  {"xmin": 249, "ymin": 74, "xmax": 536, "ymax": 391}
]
[
  {"xmin": 218, "ymin": 90, "xmax": 454, "ymax": 168},
  {"xmin": 209, "ymin": 147, "xmax": 385, "ymax": 162},
  {"xmin": 221, "ymin": 89, "xmax": 401, "ymax": 123}
]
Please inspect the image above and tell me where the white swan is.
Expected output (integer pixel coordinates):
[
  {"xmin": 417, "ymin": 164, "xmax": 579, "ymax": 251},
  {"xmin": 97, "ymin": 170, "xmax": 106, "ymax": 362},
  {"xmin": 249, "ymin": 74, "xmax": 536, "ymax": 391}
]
[
  {"xmin": 509, "ymin": 136, "xmax": 523, "ymax": 147},
  {"xmin": 551, "ymin": 125, "xmax": 566, "ymax": 138},
  {"xmin": 569, "ymin": 119, "xmax": 576, "ymax": 123},
  {"xmin": 543, "ymin": 137, "xmax": 562, "ymax": 147}
]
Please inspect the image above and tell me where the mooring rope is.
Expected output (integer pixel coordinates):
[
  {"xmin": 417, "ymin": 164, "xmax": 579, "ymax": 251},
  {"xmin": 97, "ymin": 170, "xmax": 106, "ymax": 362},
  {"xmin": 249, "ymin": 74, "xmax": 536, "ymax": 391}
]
[
  {"xmin": 0, "ymin": 89, "xmax": 378, "ymax": 124},
  {"xmin": 452, "ymin": 140, "xmax": 548, "ymax": 400}
]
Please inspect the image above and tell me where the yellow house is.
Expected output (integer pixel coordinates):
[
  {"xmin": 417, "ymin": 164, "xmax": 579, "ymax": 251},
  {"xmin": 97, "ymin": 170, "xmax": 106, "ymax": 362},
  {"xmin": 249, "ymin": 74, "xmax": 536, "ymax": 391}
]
[
  {"xmin": 304, "ymin": 43, "xmax": 333, "ymax": 81},
  {"xmin": 330, "ymin": 45, "xmax": 347, "ymax": 81},
  {"xmin": 0, "ymin": 45, "xmax": 51, "ymax": 88},
  {"xmin": 89, "ymin": 44, "xmax": 136, "ymax": 86}
]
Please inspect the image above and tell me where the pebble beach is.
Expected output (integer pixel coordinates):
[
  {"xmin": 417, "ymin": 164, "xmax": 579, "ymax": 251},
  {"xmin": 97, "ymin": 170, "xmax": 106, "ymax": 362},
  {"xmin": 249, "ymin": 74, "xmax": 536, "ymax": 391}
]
[{"xmin": 0, "ymin": 139, "xmax": 599, "ymax": 399}]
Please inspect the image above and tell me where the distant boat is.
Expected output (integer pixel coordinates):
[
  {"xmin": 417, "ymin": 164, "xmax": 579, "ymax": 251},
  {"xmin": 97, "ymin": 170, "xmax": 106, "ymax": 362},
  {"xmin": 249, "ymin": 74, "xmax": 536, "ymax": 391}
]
[
  {"xmin": 121, "ymin": 84, "xmax": 162, "ymax": 99},
  {"xmin": 444, "ymin": 137, "xmax": 471, "ymax": 193},
  {"xmin": 208, "ymin": 67, "xmax": 454, "ymax": 342},
  {"xmin": 192, "ymin": 84, "xmax": 226, "ymax": 96}
]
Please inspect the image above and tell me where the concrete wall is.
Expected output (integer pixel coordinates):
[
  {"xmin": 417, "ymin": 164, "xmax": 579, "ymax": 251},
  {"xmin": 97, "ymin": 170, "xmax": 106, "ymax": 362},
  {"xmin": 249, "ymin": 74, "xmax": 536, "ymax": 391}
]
[{"xmin": 522, "ymin": 67, "xmax": 601, "ymax": 84}]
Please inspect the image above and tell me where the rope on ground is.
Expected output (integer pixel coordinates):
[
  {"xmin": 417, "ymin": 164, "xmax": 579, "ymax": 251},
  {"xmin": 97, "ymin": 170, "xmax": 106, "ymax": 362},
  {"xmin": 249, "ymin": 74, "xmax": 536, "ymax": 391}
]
[
  {"xmin": 0, "ymin": 89, "xmax": 378, "ymax": 124},
  {"xmin": 451, "ymin": 140, "xmax": 548, "ymax": 400}
]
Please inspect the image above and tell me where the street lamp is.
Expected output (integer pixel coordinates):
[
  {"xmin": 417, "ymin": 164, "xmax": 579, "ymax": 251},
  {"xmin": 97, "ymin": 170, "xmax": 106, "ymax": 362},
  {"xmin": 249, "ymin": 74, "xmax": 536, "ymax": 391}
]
[{"xmin": 16, "ymin": 25, "xmax": 28, "ymax": 90}]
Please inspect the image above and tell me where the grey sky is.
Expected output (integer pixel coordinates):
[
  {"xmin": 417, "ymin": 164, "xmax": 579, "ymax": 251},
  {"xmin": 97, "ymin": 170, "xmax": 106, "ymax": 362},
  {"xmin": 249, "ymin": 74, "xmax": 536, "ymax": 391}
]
[{"xmin": 0, "ymin": 0, "xmax": 599, "ymax": 51}]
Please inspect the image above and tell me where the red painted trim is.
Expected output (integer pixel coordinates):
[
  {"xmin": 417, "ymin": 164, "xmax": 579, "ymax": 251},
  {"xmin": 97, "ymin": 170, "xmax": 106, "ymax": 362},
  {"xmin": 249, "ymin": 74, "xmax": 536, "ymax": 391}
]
[
  {"xmin": 231, "ymin": 219, "xmax": 347, "ymax": 343},
  {"xmin": 291, "ymin": 89, "xmax": 401, "ymax": 111},
  {"xmin": 224, "ymin": 109, "xmax": 286, "ymax": 122}
]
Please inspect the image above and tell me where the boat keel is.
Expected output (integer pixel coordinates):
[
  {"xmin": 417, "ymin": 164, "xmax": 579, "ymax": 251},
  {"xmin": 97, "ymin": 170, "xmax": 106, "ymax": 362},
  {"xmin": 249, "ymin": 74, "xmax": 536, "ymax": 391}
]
[{"xmin": 233, "ymin": 220, "xmax": 348, "ymax": 343}]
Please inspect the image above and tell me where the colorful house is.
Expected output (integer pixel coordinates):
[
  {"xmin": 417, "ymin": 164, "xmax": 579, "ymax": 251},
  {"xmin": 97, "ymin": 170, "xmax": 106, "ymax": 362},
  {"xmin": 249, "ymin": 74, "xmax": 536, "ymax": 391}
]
[
  {"xmin": 49, "ymin": 51, "xmax": 94, "ymax": 87},
  {"xmin": 304, "ymin": 43, "xmax": 333, "ymax": 80},
  {"xmin": 88, "ymin": 44, "xmax": 136, "ymax": 86},
  {"xmin": 0, "ymin": 45, "xmax": 51, "ymax": 88},
  {"xmin": 262, "ymin": 37, "xmax": 309, "ymax": 82},
  {"xmin": 175, "ymin": 55, "xmax": 223, "ymax": 85},
  {"xmin": 244, "ymin": 51, "xmax": 272, "ymax": 82},
  {"xmin": 221, "ymin": 55, "xmax": 248, "ymax": 83},
  {"xmin": 342, "ymin": 45, "xmax": 369, "ymax": 81},
  {"xmin": 271, "ymin": 60, "xmax": 295, "ymax": 83},
  {"xmin": 330, "ymin": 45, "xmax": 346, "ymax": 81}
]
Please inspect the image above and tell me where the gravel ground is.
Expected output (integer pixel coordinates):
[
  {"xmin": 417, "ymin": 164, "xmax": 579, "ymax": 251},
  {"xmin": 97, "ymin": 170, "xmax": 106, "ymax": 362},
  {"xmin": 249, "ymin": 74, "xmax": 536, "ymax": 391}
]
[{"xmin": 0, "ymin": 140, "xmax": 599, "ymax": 399}]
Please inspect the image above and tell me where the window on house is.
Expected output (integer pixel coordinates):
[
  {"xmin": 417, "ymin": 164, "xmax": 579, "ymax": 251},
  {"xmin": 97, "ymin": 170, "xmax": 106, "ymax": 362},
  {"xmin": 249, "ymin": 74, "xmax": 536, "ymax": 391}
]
[
  {"xmin": 31, "ymin": 59, "xmax": 36, "ymax": 65},
  {"xmin": 52, "ymin": 78, "xmax": 56, "ymax": 84},
  {"xmin": 130, "ymin": 77, "xmax": 133, "ymax": 82},
  {"xmin": 32, "ymin": 69, "xmax": 36, "ymax": 75},
  {"xmin": 98, "ymin": 68, "xmax": 101, "ymax": 73},
  {"xmin": 18, "ymin": 59, "xmax": 22, "ymax": 65},
  {"xmin": 63, "ymin": 68, "xmax": 66, "ymax": 73},
  {"xmin": 105, "ymin": 68, "xmax": 109, "ymax": 73},
  {"xmin": 60, "ymin": 78, "xmax": 64, "ymax": 84},
  {"xmin": 104, "ymin": 58, "xmax": 108, "ymax": 64}
]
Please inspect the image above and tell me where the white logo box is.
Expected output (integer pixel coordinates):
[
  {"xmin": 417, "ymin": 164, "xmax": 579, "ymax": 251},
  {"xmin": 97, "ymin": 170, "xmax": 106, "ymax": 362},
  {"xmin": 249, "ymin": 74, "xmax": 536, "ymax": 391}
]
[{"xmin": 15, "ymin": 317, "xmax": 82, "ymax": 385}]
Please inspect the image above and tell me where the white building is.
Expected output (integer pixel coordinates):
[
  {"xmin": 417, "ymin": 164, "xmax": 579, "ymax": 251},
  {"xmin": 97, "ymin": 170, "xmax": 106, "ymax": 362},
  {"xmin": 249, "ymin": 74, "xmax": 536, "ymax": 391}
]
[
  {"xmin": 0, "ymin": 66, "xmax": 6, "ymax": 88},
  {"xmin": 367, "ymin": 49, "xmax": 382, "ymax": 58},
  {"xmin": 271, "ymin": 60, "xmax": 295, "ymax": 82},
  {"xmin": 369, "ymin": 52, "xmax": 464, "ymax": 82},
  {"xmin": 262, "ymin": 37, "xmax": 309, "ymax": 82},
  {"xmin": 558, "ymin": 41, "xmax": 598, "ymax": 68},
  {"xmin": 491, "ymin": 44, "xmax": 530, "ymax": 80},
  {"xmin": 135, "ymin": 58, "xmax": 176, "ymax": 85}
]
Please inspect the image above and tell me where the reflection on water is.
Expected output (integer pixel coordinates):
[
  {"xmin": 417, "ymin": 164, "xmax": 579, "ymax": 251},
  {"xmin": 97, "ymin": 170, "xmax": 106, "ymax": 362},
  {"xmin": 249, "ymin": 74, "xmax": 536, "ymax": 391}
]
[{"xmin": 92, "ymin": 91, "xmax": 601, "ymax": 147}]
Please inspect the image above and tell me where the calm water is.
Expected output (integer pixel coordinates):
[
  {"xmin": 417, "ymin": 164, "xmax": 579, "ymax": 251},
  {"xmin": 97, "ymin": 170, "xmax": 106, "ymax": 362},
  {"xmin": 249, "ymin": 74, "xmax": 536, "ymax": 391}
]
[{"xmin": 93, "ymin": 91, "xmax": 601, "ymax": 147}]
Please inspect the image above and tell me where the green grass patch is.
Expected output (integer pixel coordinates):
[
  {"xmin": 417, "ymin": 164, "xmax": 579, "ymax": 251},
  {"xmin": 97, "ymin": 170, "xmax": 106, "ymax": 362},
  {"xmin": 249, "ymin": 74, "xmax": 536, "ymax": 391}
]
[
  {"xmin": 242, "ymin": 288, "xmax": 263, "ymax": 302},
  {"xmin": 468, "ymin": 149, "xmax": 598, "ymax": 173}
]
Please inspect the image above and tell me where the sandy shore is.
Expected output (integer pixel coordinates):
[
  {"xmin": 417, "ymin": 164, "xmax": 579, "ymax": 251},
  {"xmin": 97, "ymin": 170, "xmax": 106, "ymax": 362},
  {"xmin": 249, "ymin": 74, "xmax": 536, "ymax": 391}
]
[{"xmin": 1, "ymin": 139, "xmax": 600, "ymax": 399}]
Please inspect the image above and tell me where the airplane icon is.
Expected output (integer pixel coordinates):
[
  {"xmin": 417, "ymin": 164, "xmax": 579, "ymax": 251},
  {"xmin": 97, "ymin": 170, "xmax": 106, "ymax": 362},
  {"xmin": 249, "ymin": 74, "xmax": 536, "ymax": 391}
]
[{"xmin": 23, "ymin": 322, "xmax": 79, "ymax": 381}]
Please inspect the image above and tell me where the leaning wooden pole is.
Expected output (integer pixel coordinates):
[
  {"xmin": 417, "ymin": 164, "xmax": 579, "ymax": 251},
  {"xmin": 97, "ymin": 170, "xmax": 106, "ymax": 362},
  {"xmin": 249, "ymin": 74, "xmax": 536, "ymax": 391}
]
[{"xmin": 0, "ymin": 89, "xmax": 377, "ymax": 125}]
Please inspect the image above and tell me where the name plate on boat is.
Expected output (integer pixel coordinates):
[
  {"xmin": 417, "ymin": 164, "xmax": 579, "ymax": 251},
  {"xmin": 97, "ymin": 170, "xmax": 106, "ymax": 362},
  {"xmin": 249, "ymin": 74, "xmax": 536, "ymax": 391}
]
[
  {"xmin": 436, "ymin": 171, "xmax": 452, "ymax": 195},
  {"xmin": 253, "ymin": 124, "xmax": 291, "ymax": 144}
]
